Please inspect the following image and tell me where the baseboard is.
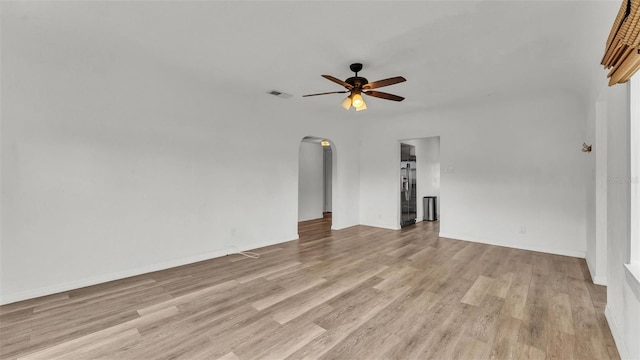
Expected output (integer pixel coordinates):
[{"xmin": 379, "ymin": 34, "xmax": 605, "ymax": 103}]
[
  {"xmin": 586, "ymin": 257, "xmax": 608, "ymax": 286},
  {"xmin": 0, "ymin": 237, "xmax": 291, "ymax": 306},
  {"xmin": 605, "ymin": 305, "xmax": 631, "ymax": 360},
  {"xmin": 438, "ymin": 233, "xmax": 586, "ymax": 259},
  {"xmin": 592, "ymin": 275, "xmax": 608, "ymax": 286},
  {"xmin": 358, "ymin": 221, "xmax": 400, "ymax": 231},
  {"xmin": 298, "ymin": 213, "xmax": 324, "ymax": 222},
  {"xmin": 330, "ymin": 219, "xmax": 359, "ymax": 231}
]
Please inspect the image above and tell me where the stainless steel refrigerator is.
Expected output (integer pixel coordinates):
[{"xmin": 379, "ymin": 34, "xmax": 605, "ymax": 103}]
[{"xmin": 400, "ymin": 143, "xmax": 417, "ymax": 227}]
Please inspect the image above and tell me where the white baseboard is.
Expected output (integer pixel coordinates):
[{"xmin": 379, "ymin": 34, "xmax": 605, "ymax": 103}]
[
  {"xmin": 438, "ymin": 232, "xmax": 586, "ymax": 259},
  {"xmin": 586, "ymin": 257, "xmax": 608, "ymax": 285},
  {"xmin": 0, "ymin": 237, "xmax": 290, "ymax": 306},
  {"xmin": 331, "ymin": 222, "xmax": 360, "ymax": 231},
  {"xmin": 605, "ymin": 305, "xmax": 631, "ymax": 360},
  {"xmin": 592, "ymin": 275, "xmax": 608, "ymax": 286},
  {"xmin": 358, "ymin": 221, "xmax": 400, "ymax": 231}
]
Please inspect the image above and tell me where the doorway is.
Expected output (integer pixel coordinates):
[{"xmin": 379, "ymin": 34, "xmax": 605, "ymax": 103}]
[
  {"xmin": 400, "ymin": 137, "xmax": 441, "ymax": 228},
  {"xmin": 298, "ymin": 136, "xmax": 333, "ymax": 239}
]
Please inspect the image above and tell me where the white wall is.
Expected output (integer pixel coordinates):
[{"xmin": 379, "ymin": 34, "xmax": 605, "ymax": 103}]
[
  {"xmin": 602, "ymin": 82, "xmax": 640, "ymax": 360},
  {"xmin": 585, "ymin": 98, "xmax": 596, "ymax": 278},
  {"xmin": 421, "ymin": 137, "xmax": 441, "ymax": 219},
  {"xmin": 0, "ymin": 12, "xmax": 361, "ymax": 304},
  {"xmin": 298, "ymin": 141, "xmax": 324, "ymax": 221},
  {"xmin": 360, "ymin": 91, "xmax": 588, "ymax": 257},
  {"xmin": 585, "ymin": 91, "xmax": 609, "ymax": 286}
]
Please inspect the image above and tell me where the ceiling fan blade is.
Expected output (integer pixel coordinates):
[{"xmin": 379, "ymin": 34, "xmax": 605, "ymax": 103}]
[
  {"xmin": 363, "ymin": 90, "xmax": 405, "ymax": 102},
  {"xmin": 302, "ymin": 90, "xmax": 349, "ymax": 97},
  {"xmin": 362, "ymin": 76, "xmax": 406, "ymax": 90},
  {"xmin": 321, "ymin": 75, "xmax": 354, "ymax": 89}
]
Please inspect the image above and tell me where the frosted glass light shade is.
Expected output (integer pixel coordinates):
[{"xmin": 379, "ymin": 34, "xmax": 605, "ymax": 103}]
[
  {"xmin": 355, "ymin": 100, "xmax": 367, "ymax": 111},
  {"xmin": 352, "ymin": 93, "xmax": 364, "ymax": 108},
  {"xmin": 341, "ymin": 96, "xmax": 352, "ymax": 110}
]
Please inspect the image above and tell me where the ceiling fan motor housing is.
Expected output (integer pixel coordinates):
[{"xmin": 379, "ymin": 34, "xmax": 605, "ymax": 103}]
[
  {"xmin": 347, "ymin": 63, "xmax": 366, "ymax": 88},
  {"xmin": 345, "ymin": 77, "xmax": 368, "ymax": 89}
]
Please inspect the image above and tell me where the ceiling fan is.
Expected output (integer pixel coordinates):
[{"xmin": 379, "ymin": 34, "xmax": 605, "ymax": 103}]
[{"xmin": 302, "ymin": 63, "xmax": 406, "ymax": 111}]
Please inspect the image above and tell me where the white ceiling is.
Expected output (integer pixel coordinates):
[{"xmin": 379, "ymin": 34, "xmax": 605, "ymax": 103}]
[{"xmin": 4, "ymin": 1, "xmax": 619, "ymax": 117}]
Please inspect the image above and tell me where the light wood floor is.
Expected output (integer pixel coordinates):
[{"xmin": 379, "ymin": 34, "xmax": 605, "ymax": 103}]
[
  {"xmin": 0, "ymin": 220, "xmax": 620, "ymax": 360},
  {"xmin": 297, "ymin": 212, "xmax": 332, "ymax": 241}
]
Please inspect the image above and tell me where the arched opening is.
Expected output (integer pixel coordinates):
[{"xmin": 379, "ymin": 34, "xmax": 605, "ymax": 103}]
[{"xmin": 298, "ymin": 136, "xmax": 335, "ymax": 240}]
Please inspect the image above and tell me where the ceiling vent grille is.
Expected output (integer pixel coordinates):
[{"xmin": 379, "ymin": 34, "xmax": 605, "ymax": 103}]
[{"xmin": 267, "ymin": 90, "xmax": 292, "ymax": 99}]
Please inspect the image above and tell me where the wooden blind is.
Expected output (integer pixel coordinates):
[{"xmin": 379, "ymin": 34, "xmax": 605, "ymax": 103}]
[{"xmin": 602, "ymin": 0, "xmax": 640, "ymax": 85}]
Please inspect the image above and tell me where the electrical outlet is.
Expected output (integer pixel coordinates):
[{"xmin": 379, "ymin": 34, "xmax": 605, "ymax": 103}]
[{"xmin": 519, "ymin": 226, "xmax": 527, "ymax": 234}]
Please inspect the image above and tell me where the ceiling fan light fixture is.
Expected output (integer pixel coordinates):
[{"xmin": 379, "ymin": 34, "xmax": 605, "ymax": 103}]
[
  {"xmin": 341, "ymin": 95, "xmax": 352, "ymax": 110},
  {"xmin": 302, "ymin": 63, "xmax": 405, "ymax": 111},
  {"xmin": 351, "ymin": 93, "xmax": 364, "ymax": 108}
]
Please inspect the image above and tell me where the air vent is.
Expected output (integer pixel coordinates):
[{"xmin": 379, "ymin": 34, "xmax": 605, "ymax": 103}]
[{"xmin": 267, "ymin": 90, "xmax": 292, "ymax": 99}]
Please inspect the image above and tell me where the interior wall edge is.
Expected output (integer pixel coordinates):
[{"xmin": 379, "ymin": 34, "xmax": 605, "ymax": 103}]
[{"xmin": 625, "ymin": 264, "xmax": 640, "ymax": 302}]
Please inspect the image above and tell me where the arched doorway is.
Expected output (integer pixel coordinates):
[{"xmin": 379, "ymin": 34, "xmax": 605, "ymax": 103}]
[{"xmin": 298, "ymin": 136, "xmax": 335, "ymax": 240}]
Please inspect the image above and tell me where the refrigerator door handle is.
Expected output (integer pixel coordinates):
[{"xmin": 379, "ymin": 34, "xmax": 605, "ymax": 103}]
[{"xmin": 405, "ymin": 164, "xmax": 411, "ymax": 201}]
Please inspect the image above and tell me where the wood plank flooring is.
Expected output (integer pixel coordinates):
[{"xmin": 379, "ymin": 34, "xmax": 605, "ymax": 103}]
[
  {"xmin": 297, "ymin": 212, "xmax": 332, "ymax": 241},
  {"xmin": 0, "ymin": 220, "xmax": 620, "ymax": 360}
]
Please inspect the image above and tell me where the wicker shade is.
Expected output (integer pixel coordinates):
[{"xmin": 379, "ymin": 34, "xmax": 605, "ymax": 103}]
[{"xmin": 602, "ymin": 0, "xmax": 640, "ymax": 85}]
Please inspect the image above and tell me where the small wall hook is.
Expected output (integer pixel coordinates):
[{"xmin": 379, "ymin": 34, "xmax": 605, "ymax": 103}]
[{"xmin": 582, "ymin": 143, "xmax": 592, "ymax": 153}]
